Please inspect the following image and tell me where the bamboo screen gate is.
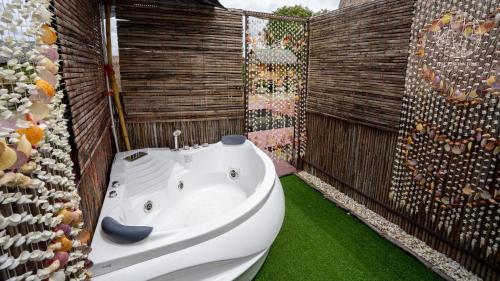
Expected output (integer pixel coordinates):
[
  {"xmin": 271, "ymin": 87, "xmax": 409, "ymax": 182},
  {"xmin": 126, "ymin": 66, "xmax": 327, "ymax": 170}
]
[
  {"xmin": 115, "ymin": 1, "xmax": 244, "ymax": 149},
  {"xmin": 305, "ymin": 0, "xmax": 500, "ymax": 279},
  {"xmin": 54, "ymin": 0, "xmax": 115, "ymax": 234},
  {"xmin": 244, "ymin": 13, "xmax": 308, "ymax": 165}
]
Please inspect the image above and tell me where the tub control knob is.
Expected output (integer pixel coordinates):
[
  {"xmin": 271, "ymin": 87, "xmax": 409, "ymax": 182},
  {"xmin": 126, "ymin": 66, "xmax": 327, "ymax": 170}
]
[
  {"xmin": 109, "ymin": 190, "xmax": 117, "ymax": 198},
  {"xmin": 112, "ymin": 181, "xmax": 120, "ymax": 188},
  {"xmin": 193, "ymin": 144, "xmax": 199, "ymax": 149},
  {"xmin": 183, "ymin": 145, "xmax": 190, "ymax": 150},
  {"xmin": 202, "ymin": 143, "xmax": 209, "ymax": 147}
]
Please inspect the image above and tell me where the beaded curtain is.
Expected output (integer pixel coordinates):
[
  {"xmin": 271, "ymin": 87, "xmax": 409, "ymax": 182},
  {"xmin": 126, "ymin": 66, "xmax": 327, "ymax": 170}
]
[
  {"xmin": 390, "ymin": 0, "xmax": 500, "ymax": 267},
  {"xmin": 0, "ymin": 0, "xmax": 92, "ymax": 280},
  {"xmin": 244, "ymin": 15, "xmax": 308, "ymax": 165}
]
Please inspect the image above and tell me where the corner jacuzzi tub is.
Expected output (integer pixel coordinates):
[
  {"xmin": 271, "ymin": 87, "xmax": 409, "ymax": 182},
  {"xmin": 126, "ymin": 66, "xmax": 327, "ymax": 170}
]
[{"xmin": 90, "ymin": 139, "xmax": 285, "ymax": 281}]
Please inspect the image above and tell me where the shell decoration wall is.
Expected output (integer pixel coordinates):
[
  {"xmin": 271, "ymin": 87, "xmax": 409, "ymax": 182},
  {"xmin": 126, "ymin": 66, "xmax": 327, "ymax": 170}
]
[
  {"xmin": 0, "ymin": 0, "xmax": 92, "ymax": 280},
  {"xmin": 390, "ymin": 0, "xmax": 500, "ymax": 267}
]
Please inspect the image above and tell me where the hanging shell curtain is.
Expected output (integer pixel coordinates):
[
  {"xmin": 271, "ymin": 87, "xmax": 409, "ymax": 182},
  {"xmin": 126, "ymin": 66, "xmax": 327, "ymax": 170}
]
[
  {"xmin": 0, "ymin": 0, "xmax": 92, "ymax": 280},
  {"xmin": 390, "ymin": 0, "xmax": 500, "ymax": 272},
  {"xmin": 244, "ymin": 15, "xmax": 308, "ymax": 165}
]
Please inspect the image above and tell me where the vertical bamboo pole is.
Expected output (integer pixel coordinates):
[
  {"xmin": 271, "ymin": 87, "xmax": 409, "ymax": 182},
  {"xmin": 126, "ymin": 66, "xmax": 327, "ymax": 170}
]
[
  {"xmin": 243, "ymin": 13, "xmax": 249, "ymax": 137},
  {"xmin": 104, "ymin": 2, "xmax": 131, "ymax": 151}
]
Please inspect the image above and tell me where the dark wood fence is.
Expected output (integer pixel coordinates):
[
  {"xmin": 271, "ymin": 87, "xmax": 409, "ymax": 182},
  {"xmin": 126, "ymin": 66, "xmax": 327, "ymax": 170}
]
[
  {"xmin": 305, "ymin": 0, "xmax": 500, "ymax": 279},
  {"xmin": 55, "ymin": 0, "xmax": 115, "ymax": 234},
  {"xmin": 115, "ymin": 1, "xmax": 245, "ymax": 148}
]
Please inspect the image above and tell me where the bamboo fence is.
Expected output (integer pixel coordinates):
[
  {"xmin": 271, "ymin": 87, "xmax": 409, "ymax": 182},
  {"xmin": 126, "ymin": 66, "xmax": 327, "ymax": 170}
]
[
  {"xmin": 115, "ymin": 1, "xmax": 245, "ymax": 148},
  {"xmin": 308, "ymin": 0, "xmax": 414, "ymax": 131},
  {"xmin": 55, "ymin": 0, "xmax": 115, "ymax": 234},
  {"xmin": 76, "ymin": 128, "xmax": 115, "ymax": 235},
  {"xmin": 47, "ymin": 0, "xmax": 500, "ymax": 278},
  {"xmin": 339, "ymin": 0, "xmax": 376, "ymax": 9},
  {"xmin": 304, "ymin": 0, "xmax": 413, "ymax": 211},
  {"xmin": 125, "ymin": 118, "xmax": 244, "ymax": 149},
  {"xmin": 305, "ymin": 0, "xmax": 500, "ymax": 279}
]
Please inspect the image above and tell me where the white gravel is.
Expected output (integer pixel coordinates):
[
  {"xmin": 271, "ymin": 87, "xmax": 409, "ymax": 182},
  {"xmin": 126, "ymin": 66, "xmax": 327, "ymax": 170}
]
[{"xmin": 296, "ymin": 171, "xmax": 481, "ymax": 281}]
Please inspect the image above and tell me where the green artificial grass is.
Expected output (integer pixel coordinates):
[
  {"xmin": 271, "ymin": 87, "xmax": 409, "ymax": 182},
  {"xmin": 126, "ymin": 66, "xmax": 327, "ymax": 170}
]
[{"xmin": 254, "ymin": 175, "xmax": 443, "ymax": 281}]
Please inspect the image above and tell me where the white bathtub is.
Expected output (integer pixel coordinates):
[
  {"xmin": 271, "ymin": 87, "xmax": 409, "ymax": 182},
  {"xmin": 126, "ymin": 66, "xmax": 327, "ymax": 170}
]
[{"xmin": 90, "ymin": 140, "xmax": 285, "ymax": 281}]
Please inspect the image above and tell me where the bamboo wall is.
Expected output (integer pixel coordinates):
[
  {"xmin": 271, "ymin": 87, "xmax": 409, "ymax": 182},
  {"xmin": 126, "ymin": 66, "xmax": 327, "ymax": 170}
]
[
  {"xmin": 76, "ymin": 129, "xmax": 115, "ymax": 234},
  {"xmin": 308, "ymin": 0, "xmax": 413, "ymax": 131},
  {"xmin": 115, "ymin": 1, "xmax": 244, "ymax": 148},
  {"xmin": 50, "ymin": 0, "xmax": 499, "ymax": 278},
  {"xmin": 126, "ymin": 118, "xmax": 244, "ymax": 148},
  {"xmin": 306, "ymin": 0, "xmax": 500, "ymax": 279},
  {"xmin": 339, "ymin": 0, "xmax": 376, "ymax": 9},
  {"xmin": 55, "ymin": 0, "xmax": 115, "ymax": 234},
  {"xmin": 305, "ymin": 0, "xmax": 413, "ymax": 234},
  {"xmin": 304, "ymin": 114, "xmax": 398, "ymax": 212}
]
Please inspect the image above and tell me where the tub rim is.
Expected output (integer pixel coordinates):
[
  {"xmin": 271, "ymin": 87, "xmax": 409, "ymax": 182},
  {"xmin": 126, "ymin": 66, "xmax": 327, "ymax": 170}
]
[{"xmin": 90, "ymin": 140, "xmax": 277, "ymax": 276}]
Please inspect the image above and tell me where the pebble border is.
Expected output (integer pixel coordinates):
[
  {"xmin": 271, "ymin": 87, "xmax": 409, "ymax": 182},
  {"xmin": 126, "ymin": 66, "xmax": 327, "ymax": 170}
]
[{"xmin": 295, "ymin": 171, "xmax": 481, "ymax": 281}]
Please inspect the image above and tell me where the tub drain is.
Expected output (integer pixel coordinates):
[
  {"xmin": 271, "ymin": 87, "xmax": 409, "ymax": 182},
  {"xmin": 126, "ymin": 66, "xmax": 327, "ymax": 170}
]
[
  {"xmin": 229, "ymin": 169, "xmax": 239, "ymax": 180},
  {"xmin": 144, "ymin": 201, "xmax": 153, "ymax": 213}
]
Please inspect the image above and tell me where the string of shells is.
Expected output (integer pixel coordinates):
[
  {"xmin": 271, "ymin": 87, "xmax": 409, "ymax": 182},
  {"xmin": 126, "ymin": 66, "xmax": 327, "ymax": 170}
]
[
  {"xmin": 390, "ymin": 0, "xmax": 500, "ymax": 266},
  {"xmin": 0, "ymin": 0, "xmax": 92, "ymax": 280},
  {"xmin": 244, "ymin": 15, "xmax": 308, "ymax": 165}
]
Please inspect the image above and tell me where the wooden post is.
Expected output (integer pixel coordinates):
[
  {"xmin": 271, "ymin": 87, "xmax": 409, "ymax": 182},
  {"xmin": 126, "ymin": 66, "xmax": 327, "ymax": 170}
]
[{"xmin": 104, "ymin": 1, "xmax": 131, "ymax": 151}]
